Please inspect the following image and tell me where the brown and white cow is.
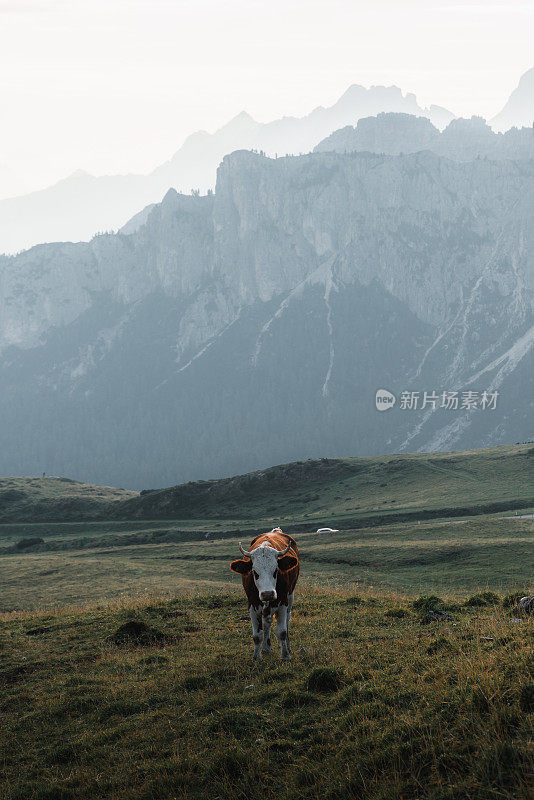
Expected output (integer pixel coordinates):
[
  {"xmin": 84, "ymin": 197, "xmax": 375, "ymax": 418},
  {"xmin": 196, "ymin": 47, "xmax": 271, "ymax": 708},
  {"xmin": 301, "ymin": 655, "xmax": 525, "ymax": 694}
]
[{"xmin": 230, "ymin": 527, "xmax": 299, "ymax": 662}]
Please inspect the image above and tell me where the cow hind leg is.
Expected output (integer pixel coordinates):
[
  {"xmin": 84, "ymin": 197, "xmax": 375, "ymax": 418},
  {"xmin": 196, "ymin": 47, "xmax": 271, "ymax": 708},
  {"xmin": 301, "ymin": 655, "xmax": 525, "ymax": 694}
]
[
  {"xmin": 261, "ymin": 612, "xmax": 273, "ymax": 655},
  {"xmin": 276, "ymin": 605, "xmax": 290, "ymax": 662},
  {"xmin": 250, "ymin": 606, "xmax": 263, "ymax": 661},
  {"xmin": 286, "ymin": 593, "xmax": 294, "ymax": 654}
]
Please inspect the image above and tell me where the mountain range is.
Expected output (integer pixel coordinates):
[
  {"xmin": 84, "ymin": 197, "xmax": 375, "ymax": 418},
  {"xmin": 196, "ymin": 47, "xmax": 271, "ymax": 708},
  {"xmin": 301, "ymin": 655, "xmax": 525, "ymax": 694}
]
[
  {"xmin": 4, "ymin": 66, "xmax": 534, "ymax": 257},
  {"xmin": 2, "ymin": 82, "xmax": 454, "ymax": 253},
  {"xmin": 1, "ymin": 131, "xmax": 533, "ymax": 488}
]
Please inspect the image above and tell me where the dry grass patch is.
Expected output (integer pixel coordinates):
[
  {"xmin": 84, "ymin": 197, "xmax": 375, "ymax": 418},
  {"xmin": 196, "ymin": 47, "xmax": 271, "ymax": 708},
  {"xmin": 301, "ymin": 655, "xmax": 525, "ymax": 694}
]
[{"xmin": 0, "ymin": 585, "xmax": 532, "ymax": 799}]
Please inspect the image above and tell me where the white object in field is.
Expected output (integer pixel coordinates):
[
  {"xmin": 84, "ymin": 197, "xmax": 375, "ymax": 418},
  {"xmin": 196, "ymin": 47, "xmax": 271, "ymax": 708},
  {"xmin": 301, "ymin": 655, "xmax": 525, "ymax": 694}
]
[{"xmin": 316, "ymin": 527, "xmax": 339, "ymax": 533}]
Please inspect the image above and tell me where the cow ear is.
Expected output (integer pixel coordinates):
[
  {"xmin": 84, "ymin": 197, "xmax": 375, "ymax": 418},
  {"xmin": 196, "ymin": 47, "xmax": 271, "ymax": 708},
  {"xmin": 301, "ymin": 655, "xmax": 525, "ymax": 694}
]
[
  {"xmin": 278, "ymin": 555, "xmax": 297, "ymax": 572},
  {"xmin": 230, "ymin": 559, "xmax": 252, "ymax": 574}
]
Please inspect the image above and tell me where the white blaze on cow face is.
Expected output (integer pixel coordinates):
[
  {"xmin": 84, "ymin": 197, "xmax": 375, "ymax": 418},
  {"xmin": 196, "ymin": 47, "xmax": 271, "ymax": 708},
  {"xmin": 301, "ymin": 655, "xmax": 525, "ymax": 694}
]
[{"xmin": 248, "ymin": 544, "xmax": 280, "ymax": 602}]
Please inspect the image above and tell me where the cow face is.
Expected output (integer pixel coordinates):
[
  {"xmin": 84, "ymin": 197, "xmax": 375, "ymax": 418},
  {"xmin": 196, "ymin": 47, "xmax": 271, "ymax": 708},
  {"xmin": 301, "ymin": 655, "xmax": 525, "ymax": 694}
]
[
  {"xmin": 250, "ymin": 545, "xmax": 281, "ymax": 602},
  {"xmin": 231, "ymin": 544, "xmax": 297, "ymax": 603}
]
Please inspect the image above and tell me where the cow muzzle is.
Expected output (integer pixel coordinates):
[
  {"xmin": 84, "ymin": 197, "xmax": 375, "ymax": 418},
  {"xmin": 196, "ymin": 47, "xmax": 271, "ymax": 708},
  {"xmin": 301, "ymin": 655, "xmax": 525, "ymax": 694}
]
[{"xmin": 260, "ymin": 591, "xmax": 276, "ymax": 602}]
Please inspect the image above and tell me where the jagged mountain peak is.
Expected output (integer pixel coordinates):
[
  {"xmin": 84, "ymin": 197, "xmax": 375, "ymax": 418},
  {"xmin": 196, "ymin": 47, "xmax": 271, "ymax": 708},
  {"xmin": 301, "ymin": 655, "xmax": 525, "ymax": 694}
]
[
  {"xmin": 215, "ymin": 110, "xmax": 259, "ymax": 137},
  {"xmin": 161, "ymin": 187, "xmax": 179, "ymax": 203},
  {"xmin": 445, "ymin": 115, "xmax": 490, "ymax": 130},
  {"xmin": 332, "ymin": 82, "xmax": 417, "ymax": 112},
  {"xmin": 315, "ymin": 111, "xmax": 534, "ymax": 161}
]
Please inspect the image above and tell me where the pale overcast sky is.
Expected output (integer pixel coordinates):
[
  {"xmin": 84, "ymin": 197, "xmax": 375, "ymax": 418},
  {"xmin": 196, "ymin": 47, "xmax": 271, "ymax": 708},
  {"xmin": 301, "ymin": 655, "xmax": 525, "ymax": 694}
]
[{"xmin": 0, "ymin": 0, "xmax": 533, "ymax": 192}]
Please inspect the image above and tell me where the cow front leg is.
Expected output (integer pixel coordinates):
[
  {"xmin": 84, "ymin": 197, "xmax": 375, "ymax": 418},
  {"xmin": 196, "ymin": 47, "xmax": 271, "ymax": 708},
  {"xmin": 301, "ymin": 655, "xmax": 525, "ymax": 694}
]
[
  {"xmin": 250, "ymin": 605, "xmax": 263, "ymax": 661},
  {"xmin": 261, "ymin": 610, "xmax": 273, "ymax": 656},
  {"xmin": 276, "ymin": 605, "xmax": 290, "ymax": 662}
]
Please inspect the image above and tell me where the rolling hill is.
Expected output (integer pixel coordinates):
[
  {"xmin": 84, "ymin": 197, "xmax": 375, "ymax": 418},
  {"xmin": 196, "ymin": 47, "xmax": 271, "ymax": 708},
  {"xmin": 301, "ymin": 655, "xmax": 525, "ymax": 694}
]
[
  {"xmin": 1, "ymin": 443, "xmax": 533, "ymax": 525},
  {"xmin": 118, "ymin": 443, "xmax": 534, "ymax": 525},
  {"xmin": 0, "ymin": 477, "xmax": 135, "ymax": 524}
]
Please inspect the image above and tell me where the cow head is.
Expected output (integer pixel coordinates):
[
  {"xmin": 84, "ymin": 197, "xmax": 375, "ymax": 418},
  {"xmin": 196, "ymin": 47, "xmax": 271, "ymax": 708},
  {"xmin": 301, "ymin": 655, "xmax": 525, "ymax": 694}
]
[{"xmin": 231, "ymin": 542, "xmax": 297, "ymax": 603}]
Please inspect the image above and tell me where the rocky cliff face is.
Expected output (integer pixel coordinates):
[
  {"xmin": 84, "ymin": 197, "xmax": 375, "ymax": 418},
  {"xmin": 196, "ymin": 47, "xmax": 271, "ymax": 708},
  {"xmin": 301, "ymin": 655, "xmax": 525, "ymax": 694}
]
[{"xmin": 1, "ymin": 150, "xmax": 533, "ymax": 488}]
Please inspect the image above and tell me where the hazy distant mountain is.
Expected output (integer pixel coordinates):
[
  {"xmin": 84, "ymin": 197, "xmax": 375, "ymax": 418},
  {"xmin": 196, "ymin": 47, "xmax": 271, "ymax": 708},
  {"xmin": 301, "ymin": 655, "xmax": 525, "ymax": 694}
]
[
  {"xmin": 491, "ymin": 67, "xmax": 534, "ymax": 131},
  {"xmin": 1, "ymin": 149, "xmax": 532, "ymax": 488},
  {"xmin": 0, "ymin": 171, "xmax": 150, "ymax": 254},
  {"xmin": 315, "ymin": 113, "xmax": 534, "ymax": 160},
  {"xmin": 246, "ymin": 84, "xmax": 453, "ymax": 155},
  {"xmin": 0, "ymin": 84, "xmax": 453, "ymax": 254}
]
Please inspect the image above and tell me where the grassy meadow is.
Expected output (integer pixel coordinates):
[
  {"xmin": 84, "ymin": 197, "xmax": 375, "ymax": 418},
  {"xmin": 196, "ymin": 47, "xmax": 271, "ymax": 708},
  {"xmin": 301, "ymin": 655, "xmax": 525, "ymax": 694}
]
[
  {"xmin": 0, "ymin": 512, "xmax": 533, "ymax": 611},
  {"xmin": 0, "ymin": 443, "xmax": 533, "ymax": 798},
  {"xmin": 0, "ymin": 587, "xmax": 532, "ymax": 800}
]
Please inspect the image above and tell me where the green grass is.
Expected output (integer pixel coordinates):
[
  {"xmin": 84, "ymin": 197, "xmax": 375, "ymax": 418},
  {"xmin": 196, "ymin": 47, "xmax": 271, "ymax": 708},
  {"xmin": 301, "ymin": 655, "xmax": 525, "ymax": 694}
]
[
  {"xmin": 1, "ymin": 444, "xmax": 533, "ymax": 798},
  {"xmin": 0, "ymin": 587, "xmax": 532, "ymax": 800},
  {"xmin": 0, "ymin": 512, "xmax": 532, "ymax": 611},
  {"xmin": 0, "ymin": 477, "xmax": 135, "ymax": 523}
]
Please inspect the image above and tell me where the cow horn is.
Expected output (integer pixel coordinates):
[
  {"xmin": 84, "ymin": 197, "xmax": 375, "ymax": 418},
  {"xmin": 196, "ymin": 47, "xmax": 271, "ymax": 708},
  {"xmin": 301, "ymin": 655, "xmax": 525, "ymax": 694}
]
[
  {"xmin": 239, "ymin": 542, "xmax": 252, "ymax": 557},
  {"xmin": 277, "ymin": 543, "xmax": 291, "ymax": 557}
]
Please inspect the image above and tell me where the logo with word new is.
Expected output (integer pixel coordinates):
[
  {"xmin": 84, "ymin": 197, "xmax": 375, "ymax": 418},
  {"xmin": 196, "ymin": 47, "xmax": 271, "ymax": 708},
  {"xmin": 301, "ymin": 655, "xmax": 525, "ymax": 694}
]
[{"xmin": 375, "ymin": 389, "xmax": 396, "ymax": 411}]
